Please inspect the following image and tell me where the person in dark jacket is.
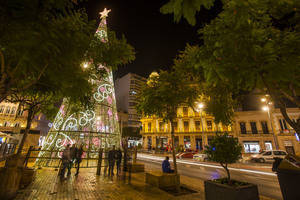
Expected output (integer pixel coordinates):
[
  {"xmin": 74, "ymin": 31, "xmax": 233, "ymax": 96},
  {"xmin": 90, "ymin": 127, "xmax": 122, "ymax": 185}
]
[
  {"xmin": 60, "ymin": 144, "xmax": 71, "ymax": 179},
  {"xmin": 108, "ymin": 145, "xmax": 116, "ymax": 176},
  {"xmin": 162, "ymin": 156, "xmax": 174, "ymax": 173},
  {"xmin": 115, "ymin": 148, "xmax": 122, "ymax": 176},
  {"xmin": 68, "ymin": 145, "xmax": 76, "ymax": 175},
  {"xmin": 75, "ymin": 145, "xmax": 84, "ymax": 176}
]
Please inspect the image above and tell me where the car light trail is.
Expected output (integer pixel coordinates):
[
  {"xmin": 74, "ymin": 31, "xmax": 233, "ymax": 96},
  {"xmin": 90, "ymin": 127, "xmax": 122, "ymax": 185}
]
[{"xmin": 137, "ymin": 154, "xmax": 276, "ymax": 177}]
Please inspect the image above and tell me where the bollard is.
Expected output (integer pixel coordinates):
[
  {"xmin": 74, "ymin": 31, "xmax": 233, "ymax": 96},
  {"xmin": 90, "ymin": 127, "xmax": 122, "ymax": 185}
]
[{"xmin": 96, "ymin": 148, "xmax": 103, "ymax": 175}]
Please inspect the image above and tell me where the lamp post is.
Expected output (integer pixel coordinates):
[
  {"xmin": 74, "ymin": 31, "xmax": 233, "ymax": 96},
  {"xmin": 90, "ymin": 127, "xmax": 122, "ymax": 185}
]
[
  {"xmin": 197, "ymin": 103, "xmax": 205, "ymax": 151},
  {"xmin": 261, "ymin": 96, "xmax": 279, "ymax": 150}
]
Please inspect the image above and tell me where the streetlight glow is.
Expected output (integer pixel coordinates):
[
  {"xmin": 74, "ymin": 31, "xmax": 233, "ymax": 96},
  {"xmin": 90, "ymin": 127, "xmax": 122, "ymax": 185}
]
[
  {"xmin": 262, "ymin": 106, "xmax": 269, "ymax": 111},
  {"xmin": 83, "ymin": 63, "xmax": 88, "ymax": 68},
  {"xmin": 261, "ymin": 98, "xmax": 266, "ymax": 102},
  {"xmin": 198, "ymin": 103, "xmax": 204, "ymax": 109}
]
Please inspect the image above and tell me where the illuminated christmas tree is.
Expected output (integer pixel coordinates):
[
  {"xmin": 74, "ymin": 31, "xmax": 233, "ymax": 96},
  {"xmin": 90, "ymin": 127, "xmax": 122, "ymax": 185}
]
[{"xmin": 36, "ymin": 8, "xmax": 121, "ymax": 167}]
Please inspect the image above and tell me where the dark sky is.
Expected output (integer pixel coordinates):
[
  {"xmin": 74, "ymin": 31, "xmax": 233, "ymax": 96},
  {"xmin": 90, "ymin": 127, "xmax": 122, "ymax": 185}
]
[{"xmin": 85, "ymin": 0, "xmax": 221, "ymax": 78}]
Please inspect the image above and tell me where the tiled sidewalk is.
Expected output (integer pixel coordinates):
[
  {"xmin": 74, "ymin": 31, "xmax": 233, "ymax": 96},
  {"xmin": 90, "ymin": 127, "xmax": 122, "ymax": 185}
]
[
  {"xmin": 15, "ymin": 167, "xmax": 275, "ymax": 200},
  {"xmin": 15, "ymin": 168, "xmax": 203, "ymax": 200}
]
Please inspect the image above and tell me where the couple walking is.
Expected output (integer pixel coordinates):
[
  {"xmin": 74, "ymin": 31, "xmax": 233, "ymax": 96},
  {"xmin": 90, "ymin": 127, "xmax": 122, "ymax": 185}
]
[
  {"xmin": 105, "ymin": 145, "xmax": 122, "ymax": 176},
  {"xmin": 60, "ymin": 144, "xmax": 84, "ymax": 179}
]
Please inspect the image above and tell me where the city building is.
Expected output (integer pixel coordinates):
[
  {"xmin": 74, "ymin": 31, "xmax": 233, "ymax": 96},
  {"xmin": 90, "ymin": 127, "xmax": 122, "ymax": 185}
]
[
  {"xmin": 115, "ymin": 73, "xmax": 147, "ymax": 129},
  {"xmin": 140, "ymin": 105, "xmax": 300, "ymax": 154},
  {"xmin": 234, "ymin": 108, "xmax": 300, "ymax": 155},
  {"xmin": 140, "ymin": 106, "xmax": 233, "ymax": 151},
  {"xmin": 0, "ymin": 101, "xmax": 50, "ymax": 151}
]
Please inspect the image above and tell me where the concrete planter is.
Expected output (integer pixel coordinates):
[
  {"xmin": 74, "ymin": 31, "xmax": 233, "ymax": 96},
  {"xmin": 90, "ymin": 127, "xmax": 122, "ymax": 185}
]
[
  {"xmin": 205, "ymin": 180, "xmax": 259, "ymax": 200},
  {"xmin": 146, "ymin": 171, "xmax": 180, "ymax": 190}
]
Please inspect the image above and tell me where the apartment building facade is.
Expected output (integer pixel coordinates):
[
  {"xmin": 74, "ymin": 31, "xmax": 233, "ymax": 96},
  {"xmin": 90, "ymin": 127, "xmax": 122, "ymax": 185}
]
[
  {"xmin": 115, "ymin": 73, "xmax": 146, "ymax": 129},
  {"xmin": 140, "ymin": 106, "xmax": 233, "ymax": 151}
]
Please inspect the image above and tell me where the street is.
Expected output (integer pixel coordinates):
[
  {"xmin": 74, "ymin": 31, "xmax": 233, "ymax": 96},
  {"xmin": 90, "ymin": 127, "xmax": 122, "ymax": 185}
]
[{"xmin": 138, "ymin": 154, "xmax": 283, "ymax": 200}]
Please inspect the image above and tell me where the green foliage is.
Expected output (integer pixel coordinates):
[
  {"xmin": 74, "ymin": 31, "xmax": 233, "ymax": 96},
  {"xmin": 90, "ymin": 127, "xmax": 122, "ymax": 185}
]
[
  {"xmin": 136, "ymin": 70, "xmax": 199, "ymax": 122},
  {"xmin": 163, "ymin": 0, "xmax": 300, "ymax": 134},
  {"xmin": 161, "ymin": 0, "xmax": 215, "ymax": 25},
  {"xmin": 205, "ymin": 133, "xmax": 242, "ymax": 181}
]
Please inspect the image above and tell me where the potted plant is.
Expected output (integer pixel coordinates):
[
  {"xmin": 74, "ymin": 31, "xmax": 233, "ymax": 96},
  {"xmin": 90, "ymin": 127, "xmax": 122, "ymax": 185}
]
[{"xmin": 204, "ymin": 133, "xmax": 259, "ymax": 200}]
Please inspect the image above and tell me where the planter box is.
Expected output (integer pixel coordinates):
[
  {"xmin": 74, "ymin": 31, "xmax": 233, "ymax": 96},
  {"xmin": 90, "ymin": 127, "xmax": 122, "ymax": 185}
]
[
  {"xmin": 205, "ymin": 180, "xmax": 259, "ymax": 200},
  {"xmin": 128, "ymin": 162, "xmax": 145, "ymax": 173},
  {"xmin": 277, "ymin": 168, "xmax": 300, "ymax": 200},
  {"xmin": 146, "ymin": 171, "xmax": 180, "ymax": 190}
]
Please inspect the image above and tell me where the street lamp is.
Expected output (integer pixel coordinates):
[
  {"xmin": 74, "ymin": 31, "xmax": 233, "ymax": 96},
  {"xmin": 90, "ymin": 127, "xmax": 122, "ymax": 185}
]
[
  {"xmin": 261, "ymin": 96, "xmax": 279, "ymax": 150},
  {"xmin": 197, "ymin": 103, "xmax": 205, "ymax": 151}
]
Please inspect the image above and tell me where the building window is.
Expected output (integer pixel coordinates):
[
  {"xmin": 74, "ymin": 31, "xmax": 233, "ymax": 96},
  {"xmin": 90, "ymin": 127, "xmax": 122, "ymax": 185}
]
[
  {"xmin": 183, "ymin": 121, "xmax": 189, "ymax": 132},
  {"xmin": 265, "ymin": 141, "xmax": 272, "ymax": 151},
  {"xmin": 250, "ymin": 122, "xmax": 258, "ymax": 134},
  {"xmin": 207, "ymin": 120, "xmax": 212, "ymax": 131},
  {"xmin": 184, "ymin": 136, "xmax": 191, "ymax": 149},
  {"xmin": 147, "ymin": 122, "xmax": 151, "ymax": 132},
  {"xmin": 11, "ymin": 107, "xmax": 16, "ymax": 115},
  {"xmin": 183, "ymin": 107, "xmax": 188, "ymax": 117},
  {"xmin": 261, "ymin": 121, "xmax": 269, "ymax": 134},
  {"xmin": 279, "ymin": 119, "xmax": 288, "ymax": 132},
  {"xmin": 243, "ymin": 141, "xmax": 260, "ymax": 153},
  {"xmin": 14, "ymin": 123, "xmax": 20, "ymax": 128},
  {"xmin": 172, "ymin": 122, "xmax": 178, "ymax": 132},
  {"xmin": 239, "ymin": 122, "xmax": 247, "ymax": 134},
  {"xmin": 159, "ymin": 122, "xmax": 164, "ymax": 132},
  {"xmin": 0, "ymin": 106, "xmax": 4, "ymax": 113},
  {"xmin": 3, "ymin": 122, "xmax": 9, "ymax": 127},
  {"xmin": 5, "ymin": 107, "xmax": 11, "ymax": 114},
  {"xmin": 17, "ymin": 109, "xmax": 24, "ymax": 116},
  {"xmin": 195, "ymin": 121, "xmax": 201, "ymax": 131}
]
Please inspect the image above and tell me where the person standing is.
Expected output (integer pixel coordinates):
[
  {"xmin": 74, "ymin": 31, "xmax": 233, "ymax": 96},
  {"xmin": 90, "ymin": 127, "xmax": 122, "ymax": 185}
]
[
  {"xmin": 115, "ymin": 148, "xmax": 122, "ymax": 176},
  {"xmin": 75, "ymin": 145, "xmax": 84, "ymax": 176},
  {"xmin": 68, "ymin": 145, "xmax": 76, "ymax": 175},
  {"xmin": 108, "ymin": 145, "xmax": 116, "ymax": 176},
  {"xmin": 60, "ymin": 144, "xmax": 71, "ymax": 179}
]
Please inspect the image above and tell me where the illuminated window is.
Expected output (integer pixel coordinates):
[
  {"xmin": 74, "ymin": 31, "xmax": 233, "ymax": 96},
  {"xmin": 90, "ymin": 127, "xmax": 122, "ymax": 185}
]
[
  {"xmin": 195, "ymin": 121, "xmax": 201, "ymax": 131},
  {"xmin": 184, "ymin": 121, "xmax": 189, "ymax": 132},
  {"xmin": 183, "ymin": 107, "xmax": 188, "ymax": 116},
  {"xmin": 159, "ymin": 122, "xmax": 164, "ymax": 132},
  {"xmin": 5, "ymin": 107, "xmax": 11, "ymax": 114},
  {"xmin": 207, "ymin": 120, "xmax": 212, "ymax": 131},
  {"xmin": 0, "ymin": 106, "xmax": 4, "ymax": 113},
  {"xmin": 11, "ymin": 107, "xmax": 16, "ymax": 115},
  {"xmin": 147, "ymin": 122, "xmax": 151, "ymax": 132},
  {"xmin": 172, "ymin": 122, "xmax": 178, "ymax": 132}
]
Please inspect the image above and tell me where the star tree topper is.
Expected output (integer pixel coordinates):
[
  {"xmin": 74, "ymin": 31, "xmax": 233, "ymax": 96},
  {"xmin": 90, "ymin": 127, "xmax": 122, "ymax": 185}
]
[{"xmin": 100, "ymin": 8, "xmax": 111, "ymax": 19}]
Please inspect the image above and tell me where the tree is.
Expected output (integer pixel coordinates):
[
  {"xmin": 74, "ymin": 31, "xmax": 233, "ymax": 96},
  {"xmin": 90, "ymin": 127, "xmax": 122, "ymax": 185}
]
[
  {"xmin": 162, "ymin": 0, "xmax": 300, "ymax": 136},
  {"xmin": 137, "ymin": 70, "xmax": 199, "ymax": 175},
  {"xmin": 205, "ymin": 133, "xmax": 242, "ymax": 184},
  {"xmin": 2, "ymin": 1, "xmax": 135, "ymax": 156}
]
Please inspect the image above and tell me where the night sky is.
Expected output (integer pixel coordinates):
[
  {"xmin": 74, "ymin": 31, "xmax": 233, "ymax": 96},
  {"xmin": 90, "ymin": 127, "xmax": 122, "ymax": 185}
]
[{"xmin": 85, "ymin": 0, "xmax": 222, "ymax": 78}]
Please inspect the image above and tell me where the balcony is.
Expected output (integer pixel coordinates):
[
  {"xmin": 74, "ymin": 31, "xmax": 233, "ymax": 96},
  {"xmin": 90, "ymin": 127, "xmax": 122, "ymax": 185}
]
[{"xmin": 239, "ymin": 131, "xmax": 273, "ymax": 136}]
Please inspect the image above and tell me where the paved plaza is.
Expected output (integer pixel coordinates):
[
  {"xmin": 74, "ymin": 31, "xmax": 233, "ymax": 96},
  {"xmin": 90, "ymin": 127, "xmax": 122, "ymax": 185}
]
[{"xmin": 14, "ymin": 165, "xmax": 276, "ymax": 200}]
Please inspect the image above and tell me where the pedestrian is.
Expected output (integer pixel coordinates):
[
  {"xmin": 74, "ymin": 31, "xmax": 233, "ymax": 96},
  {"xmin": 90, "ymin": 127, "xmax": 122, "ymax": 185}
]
[
  {"xmin": 162, "ymin": 156, "xmax": 174, "ymax": 173},
  {"xmin": 108, "ymin": 145, "xmax": 116, "ymax": 176},
  {"xmin": 68, "ymin": 145, "xmax": 76, "ymax": 175},
  {"xmin": 115, "ymin": 148, "xmax": 122, "ymax": 176},
  {"xmin": 60, "ymin": 144, "xmax": 71, "ymax": 179},
  {"xmin": 104, "ymin": 149, "xmax": 109, "ymax": 176},
  {"xmin": 75, "ymin": 144, "xmax": 84, "ymax": 176}
]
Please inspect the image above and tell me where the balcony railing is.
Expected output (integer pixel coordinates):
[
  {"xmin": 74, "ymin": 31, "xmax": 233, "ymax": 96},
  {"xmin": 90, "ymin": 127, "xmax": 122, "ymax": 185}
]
[{"xmin": 239, "ymin": 130, "xmax": 272, "ymax": 136}]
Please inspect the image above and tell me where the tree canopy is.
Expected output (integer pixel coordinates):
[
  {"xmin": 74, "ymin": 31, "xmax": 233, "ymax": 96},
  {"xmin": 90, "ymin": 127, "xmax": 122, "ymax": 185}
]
[{"xmin": 162, "ymin": 0, "xmax": 300, "ymax": 135}]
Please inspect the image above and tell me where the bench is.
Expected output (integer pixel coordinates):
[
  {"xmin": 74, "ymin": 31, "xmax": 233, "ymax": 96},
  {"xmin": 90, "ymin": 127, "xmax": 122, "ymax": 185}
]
[{"xmin": 145, "ymin": 171, "xmax": 180, "ymax": 190}]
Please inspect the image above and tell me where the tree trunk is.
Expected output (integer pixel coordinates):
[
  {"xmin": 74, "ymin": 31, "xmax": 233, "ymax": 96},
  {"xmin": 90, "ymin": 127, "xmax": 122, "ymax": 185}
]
[
  {"xmin": 17, "ymin": 107, "xmax": 34, "ymax": 155},
  {"xmin": 221, "ymin": 163, "xmax": 231, "ymax": 184},
  {"xmin": 170, "ymin": 120, "xmax": 178, "ymax": 174},
  {"xmin": 278, "ymin": 102, "xmax": 300, "ymax": 138}
]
